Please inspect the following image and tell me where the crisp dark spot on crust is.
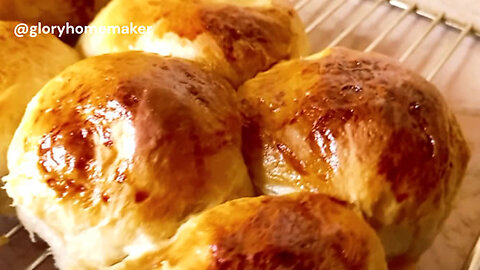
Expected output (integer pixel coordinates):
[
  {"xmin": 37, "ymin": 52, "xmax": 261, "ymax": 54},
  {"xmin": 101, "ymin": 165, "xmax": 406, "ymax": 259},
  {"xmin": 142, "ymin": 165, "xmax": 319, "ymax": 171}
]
[
  {"xmin": 135, "ymin": 191, "xmax": 150, "ymax": 203},
  {"xmin": 101, "ymin": 192, "xmax": 111, "ymax": 203}
]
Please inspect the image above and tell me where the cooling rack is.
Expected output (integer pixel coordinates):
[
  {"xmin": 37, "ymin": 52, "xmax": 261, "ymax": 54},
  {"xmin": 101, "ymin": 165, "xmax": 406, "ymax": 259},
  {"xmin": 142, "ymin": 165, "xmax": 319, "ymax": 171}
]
[{"xmin": 1, "ymin": 0, "xmax": 479, "ymax": 269}]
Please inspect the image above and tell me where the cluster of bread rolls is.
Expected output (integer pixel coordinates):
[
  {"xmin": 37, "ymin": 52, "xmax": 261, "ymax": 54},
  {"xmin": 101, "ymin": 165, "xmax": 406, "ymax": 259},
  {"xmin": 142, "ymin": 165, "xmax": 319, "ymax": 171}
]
[
  {"xmin": 77, "ymin": 0, "xmax": 309, "ymax": 86},
  {"xmin": 239, "ymin": 47, "xmax": 470, "ymax": 268},
  {"xmin": 0, "ymin": 0, "xmax": 470, "ymax": 270}
]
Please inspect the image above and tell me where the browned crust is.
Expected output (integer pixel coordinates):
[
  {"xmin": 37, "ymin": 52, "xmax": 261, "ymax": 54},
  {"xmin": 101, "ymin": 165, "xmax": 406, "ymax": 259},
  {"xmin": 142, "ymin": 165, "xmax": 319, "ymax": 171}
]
[
  {"xmin": 240, "ymin": 47, "xmax": 470, "ymax": 204},
  {"xmin": 206, "ymin": 193, "xmax": 374, "ymax": 270},
  {"xmin": 199, "ymin": 4, "xmax": 294, "ymax": 83},
  {"xmin": 83, "ymin": 0, "xmax": 303, "ymax": 85},
  {"xmin": 32, "ymin": 52, "xmax": 242, "ymax": 210}
]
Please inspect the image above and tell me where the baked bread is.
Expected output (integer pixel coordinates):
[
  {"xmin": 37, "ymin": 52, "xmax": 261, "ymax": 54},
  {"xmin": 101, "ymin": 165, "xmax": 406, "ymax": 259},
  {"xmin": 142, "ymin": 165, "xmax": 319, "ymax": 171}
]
[
  {"xmin": 112, "ymin": 193, "xmax": 388, "ymax": 270},
  {"xmin": 0, "ymin": 0, "xmax": 109, "ymax": 43},
  {"xmin": 0, "ymin": 21, "xmax": 79, "ymax": 177},
  {"xmin": 77, "ymin": 0, "xmax": 309, "ymax": 86},
  {"xmin": 239, "ymin": 47, "xmax": 471, "ymax": 264},
  {"xmin": 3, "ymin": 52, "xmax": 253, "ymax": 269}
]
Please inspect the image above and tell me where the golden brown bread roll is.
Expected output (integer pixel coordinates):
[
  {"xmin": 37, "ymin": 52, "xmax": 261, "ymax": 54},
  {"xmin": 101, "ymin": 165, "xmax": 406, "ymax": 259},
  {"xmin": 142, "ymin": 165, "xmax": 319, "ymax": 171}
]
[
  {"xmin": 239, "ymin": 47, "xmax": 471, "ymax": 263},
  {"xmin": 3, "ymin": 52, "xmax": 253, "ymax": 269},
  {"xmin": 0, "ymin": 21, "xmax": 79, "ymax": 176},
  {"xmin": 112, "ymin": 193, "xmax": 388, "ymax": 270},
  {"xmin": 77, "ymin": 0, "xmax": 309, "ymax": 86}
]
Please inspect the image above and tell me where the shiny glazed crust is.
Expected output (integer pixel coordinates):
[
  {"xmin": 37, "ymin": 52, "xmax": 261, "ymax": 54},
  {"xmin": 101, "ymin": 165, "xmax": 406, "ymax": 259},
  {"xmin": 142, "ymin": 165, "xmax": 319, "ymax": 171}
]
[
  {"xmin": 77, "ymin": 0, "xmax": 309, "ymax": 86},
  {"xmin": 4, "ymin": 52, "xmax": 253, "ymax": 269},
  {"xmin": 111, "ymin": 193, "xmax": 388, "ymax": 270},
  {"xmin": 239, "ymin": 47, "xmax": 471, "ymax": 262},
  {"xmin": 0, "ymin": 21, "xmax": 79, "ymax": 177}
]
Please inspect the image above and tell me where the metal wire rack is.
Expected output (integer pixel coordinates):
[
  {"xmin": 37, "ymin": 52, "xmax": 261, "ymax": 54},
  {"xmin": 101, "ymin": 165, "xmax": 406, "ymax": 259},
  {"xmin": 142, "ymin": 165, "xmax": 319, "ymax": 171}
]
[{"xmin": 1, "ymin": 0, "xmax": 479, "ymax": 269}]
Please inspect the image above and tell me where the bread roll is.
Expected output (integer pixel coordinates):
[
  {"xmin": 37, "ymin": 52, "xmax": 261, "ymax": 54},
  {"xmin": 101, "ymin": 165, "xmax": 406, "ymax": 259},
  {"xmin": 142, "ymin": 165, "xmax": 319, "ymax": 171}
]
[
  {"xmin": 78, "ymin": 0, "xmax": 309, "ymax": 86},
  {"xmin": 3, "ymin": 52, "xmax": 253, "ymax": 269},
  {"xmin": 113, "ymin": 193, "xmax": 388, "ymax": 270},
  {"xmin": 0, "ymin": 21, "xmax": 79, "ymax": 177},
  {"xmin": 239, "ymin": 47, "xmax": 470, "ymax": 263}
]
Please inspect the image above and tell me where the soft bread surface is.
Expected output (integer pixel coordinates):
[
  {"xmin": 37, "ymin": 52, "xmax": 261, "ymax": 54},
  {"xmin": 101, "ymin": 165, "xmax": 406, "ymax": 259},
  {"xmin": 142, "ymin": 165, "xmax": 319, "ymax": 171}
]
[
  {"xmin": 4, "ymin": 52, "xmax": 253, "ymax": 269},
  {"xmin": 112, "ymin": 193, "xmax": 388, "ymax": 270},
  {"xmin": 78, "ymin": 0, "xmax": 309, "ymax": 86},
  {"xmin": 239, "ymin": 47, "xmax": 471, "ymax": 263},
  {"xmin": 0, "ymin": 21, "xmax": 79, "ymax": 177}
]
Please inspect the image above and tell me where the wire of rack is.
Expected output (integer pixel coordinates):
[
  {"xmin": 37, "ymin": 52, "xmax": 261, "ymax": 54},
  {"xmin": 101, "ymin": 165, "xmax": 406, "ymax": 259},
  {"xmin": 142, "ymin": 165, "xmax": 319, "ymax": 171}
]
[{"xmin": 1, "ymin": 0, "xmax": 479, "ymax": 269}]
